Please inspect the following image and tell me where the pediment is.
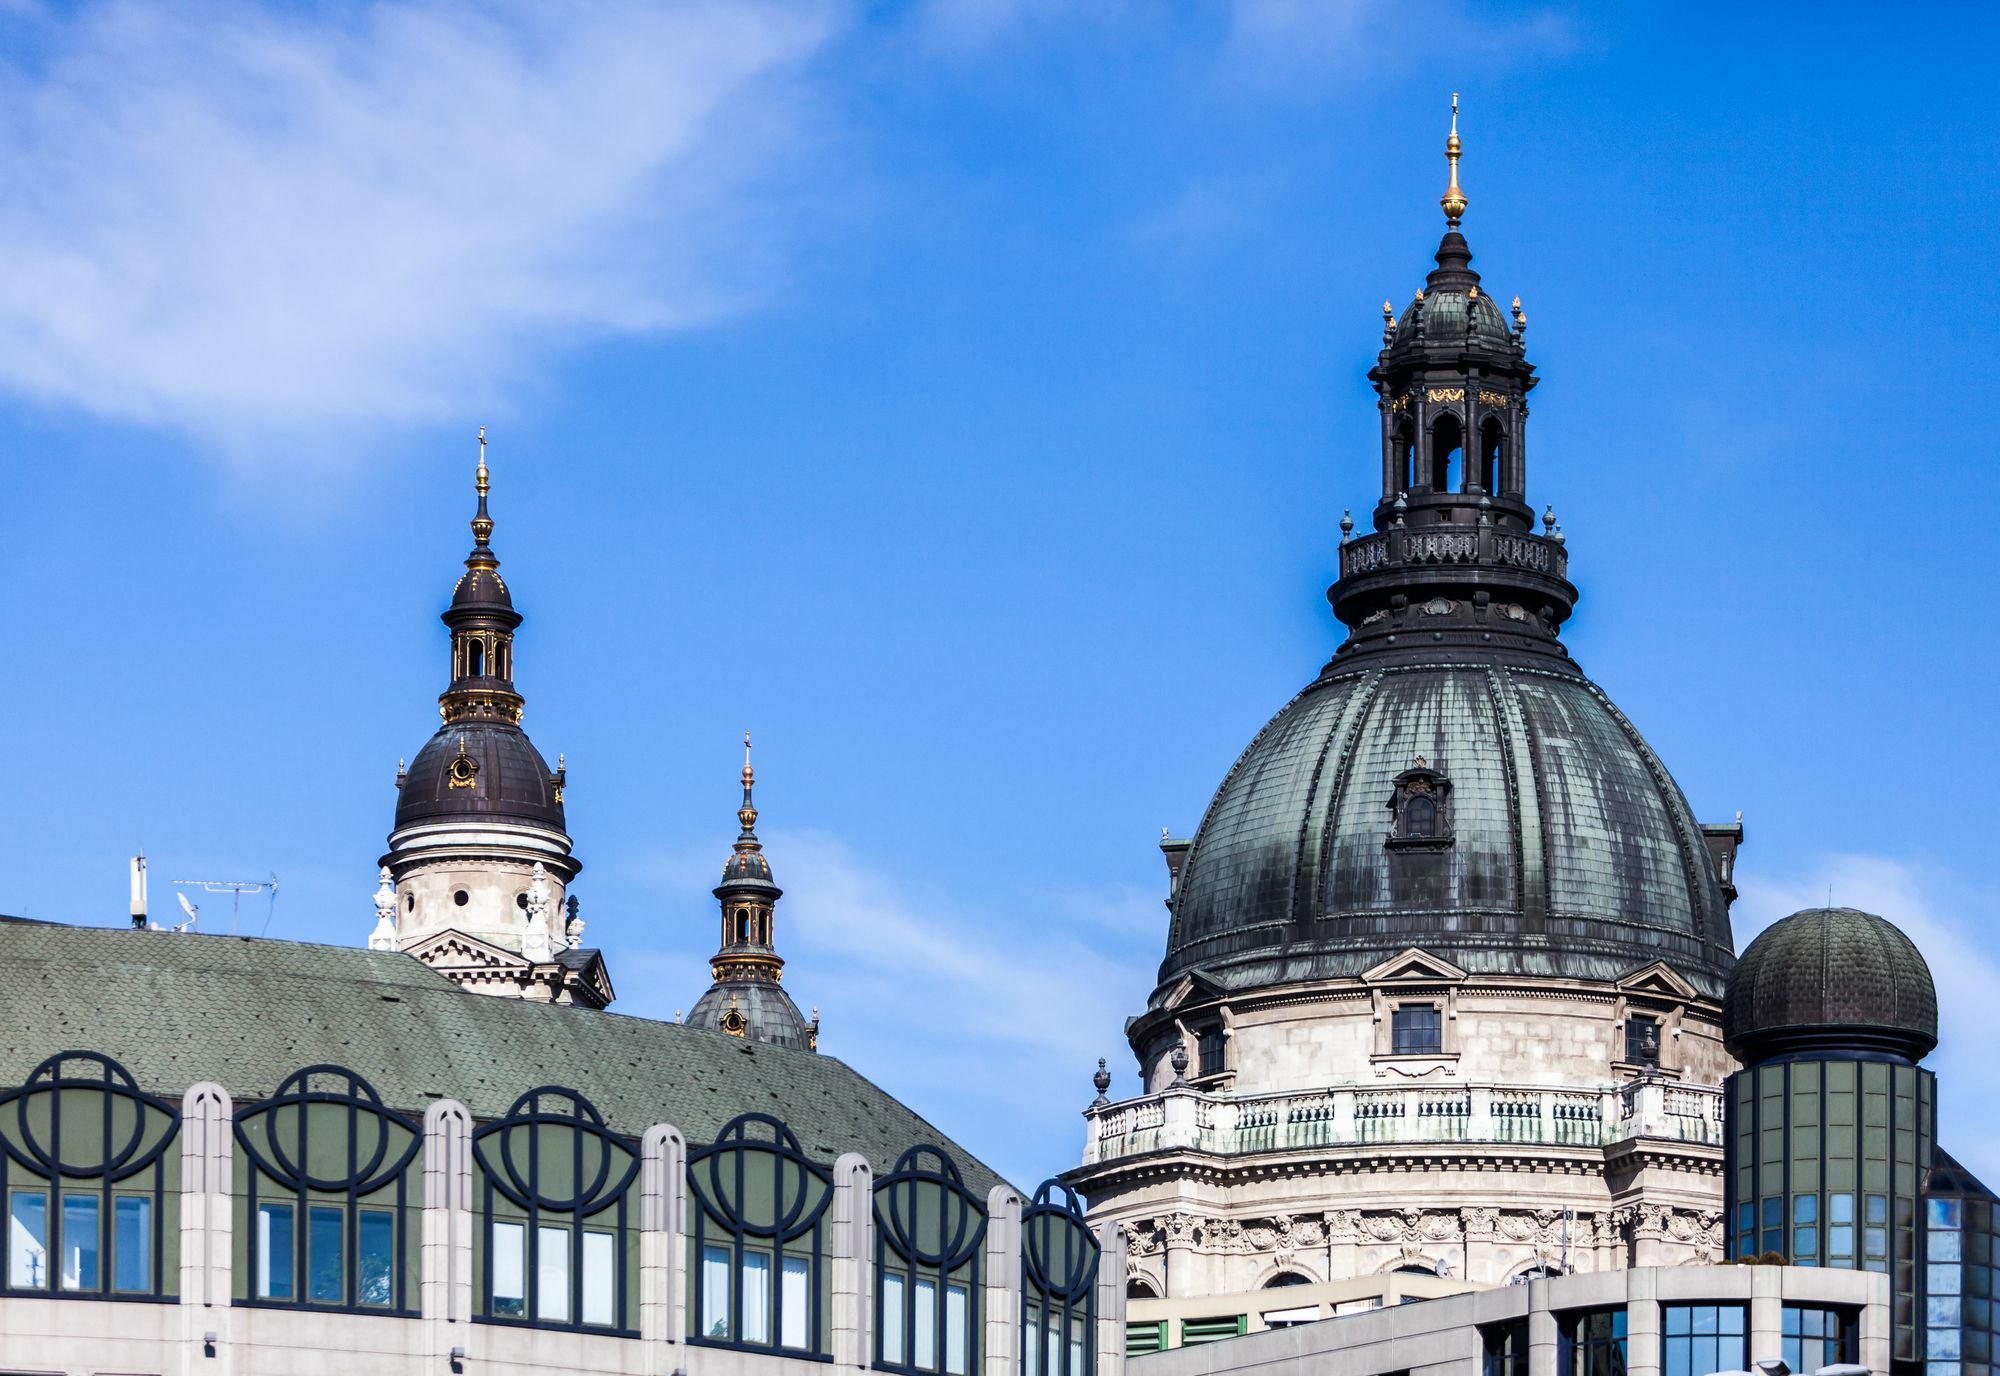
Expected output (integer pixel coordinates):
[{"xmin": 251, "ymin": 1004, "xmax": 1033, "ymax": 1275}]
[
  {"xmin": 1615, "ymin": 960, "xmax": 1697, "ymax": 1000},
  {"xmin": 1159, "ymin": 969, "xmax": 1227, "ymax": 1012},
  {"xmin": 404, "ymin": 927, "xmax": 526, "ymax": 973},
  {"xmin": 1361, "ymin": 947, "xmax": 1468, "ymax": 985}
]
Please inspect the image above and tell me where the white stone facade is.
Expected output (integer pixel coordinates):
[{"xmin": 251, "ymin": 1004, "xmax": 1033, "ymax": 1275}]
[{"xmin": 1071, "ymin": 949, "xmax": 1740, "ymax": 1316}]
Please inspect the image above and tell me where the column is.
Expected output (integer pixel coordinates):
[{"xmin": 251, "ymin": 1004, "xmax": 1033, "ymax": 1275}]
[
  {"xmin": 1624, "ymin": 1273, "xmax": 1660, "ymax": 1376},
  {"xmin": 1094, "ymin": 1222, "xmax": 1128, "ymax": 1376},
  {"xmin": 178, "ymin": 1083, "xmax": 233, "ymax": 1369},
  {"xmin": 1527, "ymin": 1280, "xmax": 1557, "ymax": 1376},
  {"xmin": 831, "ymin": 1153, "xmax": 874, "ymax": 1371},
  {"xmin": 1747, "ymin": 1265, "xmax": 1782, "ymax": 1370},
  {"xmin": 421, "ymin": 1099, "xmax": 473, "ymax": 1373},
  {"xmin": 985, "ymin": 1186, "xmax": 1023, "ymax": 1376},
  {"xmin": 640, "ymin": 1123, "xmax": 687, "ymax": 1367}
]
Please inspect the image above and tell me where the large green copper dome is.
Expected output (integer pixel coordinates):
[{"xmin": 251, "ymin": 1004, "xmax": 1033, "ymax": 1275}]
[{"xmin": 1154, "ymin": 196, "xmax": 1738, "ymax": 1005}]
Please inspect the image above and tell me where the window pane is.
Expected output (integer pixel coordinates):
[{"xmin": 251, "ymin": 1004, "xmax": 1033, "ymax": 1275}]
[
  {"xmin": 358, "ymin": 1209, "xmax": 394, "ymax": 1308},
  {"xmin": 945, "ymin": 1283, "xmax": 970, "ymax": 1376},
  {"xmin": 1024, "ymin": 1302, "xmax": 1040, "ymax": 1376},
  {"xmin": 491, "ymin": 1220, "xmax": 525, "ymax": 1317},
  {"xmin": 582, "ymin": 1230, "xmax": 615, "ymax": 1327},
  {"xmin": 61, "ymin": 1194, "xmax": 99, "ymax": 1290},
  {"xmin": 308, "ymin": 1205, "xmax": 343, "ymax": 1304},
  {"xmin": 701, "ymin": 1243, "xmax": 732, "ymax": 1338},
  {"xmin": 742, "ymin": 1249, "xmax": 771, "ymax": 1344},
  {"xmin": 883, "ymin": 1272, "xmax": 907, "ymax": 1364},
  {"xmin": 113, "ymin": 1196, "xmax": 151, "ymax": 1293},
  {"xmin": 259, "ymin": 1202, "xmax": 294, "ymax": 1300},
  {"xmin": 9, "ymin": 1191, "xmax": 48, "ymax": 1289},
  {"xmin": 1069, "ymin": 1313, "xmax": 1085, "ymax": 1376},
  {"xmin": 781, "ymin": 1254, "xmax": 809, "ymax": 1350},
  {"xmin": 915, "ymin": 1276, "xmax": 938, "ymax": 1368},
  {"xmin": 537, "ymin": 1224, "xmax": 570, "ymax": 1322}
]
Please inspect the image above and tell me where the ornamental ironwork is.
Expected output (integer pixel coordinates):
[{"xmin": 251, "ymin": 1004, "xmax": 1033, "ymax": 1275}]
[
  {"xmin": 688, "ymin": 1112, "xmax": 834, "ymax": 1356},
  {"xmin": 1021, "ymin": 1180, "xmax": 1098, "ymax": 1376},
  {"xmin": 874, "ymin": 1145, "xmax": 987, "ymax": 1375}
]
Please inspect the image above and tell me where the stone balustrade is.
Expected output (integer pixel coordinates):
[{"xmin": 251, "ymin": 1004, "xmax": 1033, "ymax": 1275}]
[
  {"xmin": 1337, "ymin": 526, "xmax": 1568, "ymax": 582},
  {"xmin": 1081, "ymin": 1078, "xmax": 1723, "ymax": 1166}
]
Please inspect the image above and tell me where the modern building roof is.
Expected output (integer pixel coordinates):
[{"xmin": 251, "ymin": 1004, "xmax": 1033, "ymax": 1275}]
[
  {"xmin": 1722, "ymin": 906, "xmax": 1938, "ymax": 1062},
  {"xmin": 0, "ymin": 920, "xmax": 1000, "ymax": 1192}
]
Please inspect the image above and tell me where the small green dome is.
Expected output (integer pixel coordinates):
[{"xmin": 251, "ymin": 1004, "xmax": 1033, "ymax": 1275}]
[{"xmin": 1723, "ymin": 907, "xmax": 1937, "ymax": 1061}]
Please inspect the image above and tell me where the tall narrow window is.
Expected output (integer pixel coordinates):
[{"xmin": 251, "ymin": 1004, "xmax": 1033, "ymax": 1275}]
[
  {"xmin": 688, "ymin": 1113, "xmax": 833, "ymax": 1356},
  {"xmin": 875, "ymin": 1146, "xmax": 987, "ymax": 1375},
  {"xmin": 1404, "ymin": 796, "xmax": 1438, "ymax": 838},
  {"xmin": 1021, "ymin": 1181, "xmax": 1098, "ymax": 1376},
  {"xmin": 1624, "ymin": 1014, "xmax": 1659, "ymax": 1065},
  {"xmin": 1431, "ymin": 413, "xmax": 1463, "ymax": 492},
  {"xmin": 467, "ymin": 639, "xmax": 485, "ymax": 677},
  {"xmin": 0, "ymin": 1052, "xmax": 179, "ymax": 1302},
  {"xmin": 235, "ymin": 1065, "xmax": 420, "ymax": 1315},
  {"xmin": 473, "ymin": 1086, "xmax": 639, "ymax": 1335},
  {"xmin": 1480, "ymin": 417, "xmax": 1505, "ymax": 494}
]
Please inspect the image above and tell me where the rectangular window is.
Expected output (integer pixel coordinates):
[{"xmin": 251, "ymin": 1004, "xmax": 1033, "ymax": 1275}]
[
  {"xmin": 701, "ymin": 1242, "xmax": 732, "ymax": 1338},
  {"xmin": 1482, "ymin": 1319, "xmax": 1530, "ymax": 1376},
  {"xmin": 112, "ymin": 1196, "xmax": 152, "ymax": 1294},
  {"xmin": 536, "ymin": 1224, "xmax": 570, "ymax": 1323},
  {"xmin": 1624, "ymin": 1014, "xmax": 1658, "ymax": 1064},
  {"xmin": 581, "ymin": 1230, "xmax": 615, "ymax": 1326},
  {"xmin": 1558, "ymin": 1308, "xmax": 1626, "ymax": 1376},
  {"xmin": 882, "ymin": 1272, "xmax": 907, "ymax": 1364},
  {"xmin": 490, "ymin": 1220, "xmax": 526, "ymax": 1318},
  {"xmin": 8, "ymin": 1190, "xmax": 47, "ymax": 1289},
  {"xmin": 307, "ymin": 1205, "xmax": 343, "ymax": 1304},
  {"xmin": 1661, "ymin": 1303, "xmax": 1746, "ymax": 1376},
  {"xmin": 60, "ymin": 1193, "xmax": 99, "ymax": 1291},
  {"xmin": 741, "ymin": 1249, "xmax": 771, "ymax": 1344},
  {"xmin": 1197, "ymin": 1027, "xmax": 1226, "ymax": 1077},
  {"xmin": 914, "ymin": 1275, "xmax": 938, "ymax": 1368},
  {"xmin": 357, "ymin": 1208, "xmax": 394, "ymax": 1308},
  {"xmin": 258, "ymin": 1201, "xmax": 295, "ymax": 1300},
  {"xmin": 1391, "ymin": 1005, "xmax": 1442, "ymax": 1056},
  {"xmin": 780, "ymin": 1253, "xmax": 809, "ymax": 1350},
  {"xmin": 1782, "ymin": 1304, "xmax": 1856, "ymax": 1371},
  {"xmin": 945, "ymin": 1282, "xmax": 970, "ymax": 1376},
  {"xmin": 1024, "ymin": 1302, "xmax": 1040, "ymax": 1376}
]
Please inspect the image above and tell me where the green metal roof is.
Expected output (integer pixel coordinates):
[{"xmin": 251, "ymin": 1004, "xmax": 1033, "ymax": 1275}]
[{"xmin": 0, "ymin": 920, "xmax": 1004, "ymax": 1194}]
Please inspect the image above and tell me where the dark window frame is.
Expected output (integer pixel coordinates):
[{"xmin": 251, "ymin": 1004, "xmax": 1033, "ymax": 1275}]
[
  {"xmin": 873, "ymin": 1145, "xmax": 987, "ymax": 1376},
  {"xmin": 688, "ymin": 1111, "xmax": 835, "ymax": 1359},
  {"xmin": 1391, "ymin": 1004, "xmax": 1444, "ymax": 1057},
  {"xmin": 1020, "ymin": 1180, "xmax": 1099, "ymax": 1376},
  {"xmin": 0, "ymin": 1051, "xmax": 179, "ymax": 1304},
  {"xmin": 235, "ymin": 1064, "xmax": 421, "ymax": 1317}
]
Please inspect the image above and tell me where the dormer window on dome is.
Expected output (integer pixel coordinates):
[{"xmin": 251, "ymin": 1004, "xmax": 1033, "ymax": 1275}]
[
  {"xmin": 1386, "ymin": 761, "xmax": 1453, "ymax": 850},
  {"xmin": 447, "ymin": 738, "xmax": 478, "ymax": 790}
]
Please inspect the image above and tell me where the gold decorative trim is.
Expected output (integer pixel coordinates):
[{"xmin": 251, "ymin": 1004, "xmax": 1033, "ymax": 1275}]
[
  {"xmin": 1425, "ymin": 387, "xmax": 1466, "ymax": 403},
  {"xmin": 1477, "ymin": 390, "xmax": 1507, "ymax": 407}
]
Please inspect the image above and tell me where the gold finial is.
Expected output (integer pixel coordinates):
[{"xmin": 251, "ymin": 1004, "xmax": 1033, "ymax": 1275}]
[
  {"xmin": 1440, "ymin": 93, "xmax": 1467, "ymax": 227},
  {"xmin": 737, "ymin": 732, "xmax": 759, "ymax": 835},
  {"xmin": 1511, "ymin": 295, "xmax": 1526, "ymax": 330},
  {"xmin": 475, "ymin": 425, "xmax": 489, "ymax": 496}
]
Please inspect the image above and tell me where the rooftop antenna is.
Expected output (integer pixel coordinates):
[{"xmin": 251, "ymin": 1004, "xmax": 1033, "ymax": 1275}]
[
  {"xmin": 129, "ymin": 852, "xmax": 148, "ymax": 929},
  {"xmin": 172, "ymin": 875, "xmax": 280, "ymax": 936},
  {"xmin": 174, "ymin": 893, "xmax": 200, "ymax": 933}
]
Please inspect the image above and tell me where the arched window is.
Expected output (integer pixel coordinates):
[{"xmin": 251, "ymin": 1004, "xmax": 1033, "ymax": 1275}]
[
  {"xmin": 1479, "ymin": 417, "xmax": 1505, "ymax": 494},
  {"xmin": 0, "ymin": 1052, "xmax": 178, "ymax": 1299},
  {"xmin": 1404, "ymin": 795, "xmax": 1438, "ymax": 838},
  {"xmin": 1021, "ymin": 1180, "xmax": 1098, "ymax": 1376},
  {"xmin": 467, "ymin": 638, "xmax": 485, "ymax": 678},
  {"xmin": 235, "ymin": 1066, "xmax": 420, "ymax": 1313},
  {"xmin": 1263, "ymin": 1271, "xmax": 1311, "ymax": 1289},
  {"xmin": 473, "ymin": 1087, "xmax": 639, "ymax": 1333},
  {"xmin": 736, "ymin": 907, "xmax": 751, "ymax": 943},
  {"xmin": 688, "ymin": 1113, "xmax": 833, "ymax": 1355},
  {"xmin": 1430, "ymin": 414, "xmax": 1463, "ymax": 492},
  {"xmin": 875, "ymin": 1145, "xmax": 987, "ymax": 1375},
  {"xmin": 1125, "ymin": 1278, "xmax": 1157, "ymax": 1300},
  {"xmin": 1395, "ymin": 418, "xmax": 1416, "ymax": 494}
]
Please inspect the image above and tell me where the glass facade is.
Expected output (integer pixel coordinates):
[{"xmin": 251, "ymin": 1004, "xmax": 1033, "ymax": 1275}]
[
  {"xmin": 1557, "ymin": 1308, "xmax": 1625, "ymax": 1376},
  {"xmin": 1660, "ymin": 1303, "xmax": 1745, "ymax": 1376},
  {"xmin": 1481, "ymin": 1318, "xmax": 1529, "ymax": 1376},
  {"xmin": 1782, "ymin": 1304, "xmax": 1857, "ymax": 1370},
  {"xmin": 1727, "ymin": 1055, "xmax": 1934, "ymax": 1364},
  {"xmin": 1922, "ymin": 1156, "xmax": 2000, "ymax": 1376}
]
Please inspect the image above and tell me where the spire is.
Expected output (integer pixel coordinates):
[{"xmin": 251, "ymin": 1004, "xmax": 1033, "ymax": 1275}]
[
  {"xmin": 738, "ymin": 731, "xmax": 758, "ymax": 839},
  {"xmin": 1440, "ymin": 93, "xmax": 1467, "ymax": 227},
  {"xmin": 471, "ymin": 426, "xmax": 494, "ymax": 552}
]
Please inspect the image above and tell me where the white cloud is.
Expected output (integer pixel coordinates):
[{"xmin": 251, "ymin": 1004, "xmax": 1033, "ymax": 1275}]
[
  {"xmin": 1737, "ymin": 853, "xmax": 2000, "ymax": 1186},
  {"xmin": 1224, "ymin": 0, "xmax": 1577, "ymax": 86},
  {"xmin": 0, "ymin": 0, "xmax": 838, "ymax": 446}
]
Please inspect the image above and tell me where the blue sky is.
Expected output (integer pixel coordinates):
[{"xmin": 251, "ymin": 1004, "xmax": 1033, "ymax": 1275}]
[{"xmin": 1, "ymin": 1, "xmax": 1995, "ymax": 1190}]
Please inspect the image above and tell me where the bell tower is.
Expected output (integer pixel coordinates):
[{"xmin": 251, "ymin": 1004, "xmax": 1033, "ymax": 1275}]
[{"xmin": 1333, "ymin": 96, "xmax": 1578, "ymax": 670}]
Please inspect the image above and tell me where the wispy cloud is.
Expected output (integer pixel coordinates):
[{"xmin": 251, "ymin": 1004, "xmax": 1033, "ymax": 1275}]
[
  {"xmin": 616, "ymin": 827, "xmax": 1159, "ymax": 1186},
  {"xmin": 1737, "ymin": 853, "xmax": 2000, "ymax": 1186},
  {"xmin": 1224, "ymin": 0, "xmax": 1578, "ymax": 87},
  {"xmin": 0, "ymin": 0, "xmax": 838, "ymax": 447}
]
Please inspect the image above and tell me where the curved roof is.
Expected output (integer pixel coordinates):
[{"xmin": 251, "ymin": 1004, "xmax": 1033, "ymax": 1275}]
[
  {"xmin": 1723, "ymin": 907, "xmax": 1937, "ymax": 1060},
  {"xmin": 1160, "ymin": 659, "xmax": 1734, "ymax": 1003},
  {"xmin": 394, "ymin": 719, "xmax": 566, "ymax": 833},
  {"xmin": 688, "ymin": 980, "xmax": 815, "ymax": 1052}
]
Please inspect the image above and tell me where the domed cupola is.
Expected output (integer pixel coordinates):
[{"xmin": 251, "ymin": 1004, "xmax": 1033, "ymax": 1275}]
[
  {"xmin": 1155, "ymin": 101, "xmax": 1736, "ymax": 1006},
  {"xmin": 687, "ymin": 737, "xmax": 818, "ymax": 1051},
  {"xmin": 1724, "ymin": 907, "xmax": 1938, "ymax": 1062},
  {"xmin": 375, "ymin": 433, "xmax": 587, "ymax": 993}
]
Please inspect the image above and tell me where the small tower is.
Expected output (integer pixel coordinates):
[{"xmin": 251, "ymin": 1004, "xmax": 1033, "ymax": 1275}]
[
  {"xmin": 685, "ymin": 737, "xmax": 818, "ymax": 1051},
  {"xmin": 376, "ymin": 433, "xmax": 610, "ymax": 1009}
]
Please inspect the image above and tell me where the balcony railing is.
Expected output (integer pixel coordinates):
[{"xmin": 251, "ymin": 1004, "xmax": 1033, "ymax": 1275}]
[
  {"xmin": 1079, "ymin": 1078, "xmax": 1723, "ymax": 1166},
  {"xmin": 1336, "ymin": 526, "xmax": 1568, "ymax": 583}
]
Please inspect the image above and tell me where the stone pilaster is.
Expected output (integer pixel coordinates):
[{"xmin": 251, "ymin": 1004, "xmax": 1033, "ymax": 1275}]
[
  {"xmin": 831, "ymin": 1153, "xmax": 874, "ymax": 1370},
  {"xmin": 984, "ymin": 1186, "xmax": 1023, "ymax": 1376},
  {"xmin": 178, "ymin": 1083, "xmax": 232, "ymax": 1370},
  {"xmin": 640, "ymin": 1123, "xmax": 687, "ymax": 1366}
]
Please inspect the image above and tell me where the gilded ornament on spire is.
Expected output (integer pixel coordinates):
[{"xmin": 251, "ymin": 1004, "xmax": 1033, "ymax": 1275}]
[
  {"xmin": 1440, "ymin": 93, "xmax": 1467, "ymax": 227},
  {"xmin": 470, "ymin": 426, "xmax": 495, "ymax": 549}
]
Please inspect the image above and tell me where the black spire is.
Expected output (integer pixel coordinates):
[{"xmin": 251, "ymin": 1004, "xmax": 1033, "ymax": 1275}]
[
  {"xmin": 1328, "ymin": 100, "xmax": 1577, "ymax": 672},
  {"xmin": 711, "ymin": 734, "xmax": 784, "ymax": 979},
  {"xmin": 439, "ymin": 428, "xmax": 526, "ymax": 725}
]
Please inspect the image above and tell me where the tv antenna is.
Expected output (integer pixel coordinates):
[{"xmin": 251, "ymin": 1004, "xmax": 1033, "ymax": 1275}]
[
  {"xmin": 173, "ymin": 893, "xmax": 199, "ymax": 933},
  {"xmin": 171, "ymin": 875, "xmax": 280, "ymax": 936}
]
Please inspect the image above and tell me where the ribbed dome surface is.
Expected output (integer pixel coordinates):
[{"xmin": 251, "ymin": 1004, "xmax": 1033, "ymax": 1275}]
[
  {"xmin": 395, "ymin": 720, "xmax": 565, "ymax": 832},
  {"xmin": 1723, "ymin": 907, "xmax": 1937, "ymax": 1059},
  {"xmin": 1392, "ymin": 288, "xmax": 1511, "ymax": 351},
  {"xmin": 1160, "ymin": 659, "xmax": 1734, "ymax": 1002},
  {"xmin": 450, "ymin": 564, "xmax": 514, "ymax": 613},
  {"xmin": 687, "ymin": 981, "xmax": 813, "ymax": 1051}
]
